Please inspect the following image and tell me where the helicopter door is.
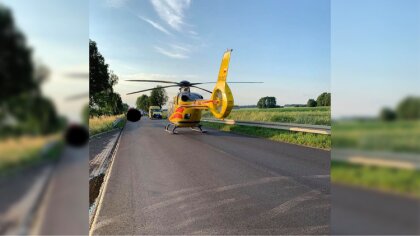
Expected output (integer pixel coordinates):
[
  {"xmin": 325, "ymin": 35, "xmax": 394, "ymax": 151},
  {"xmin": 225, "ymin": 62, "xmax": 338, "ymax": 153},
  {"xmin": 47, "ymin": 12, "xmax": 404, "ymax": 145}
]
[{"xmin": 168, "ymin": 95, "xmax": 177, "ymax": 117}]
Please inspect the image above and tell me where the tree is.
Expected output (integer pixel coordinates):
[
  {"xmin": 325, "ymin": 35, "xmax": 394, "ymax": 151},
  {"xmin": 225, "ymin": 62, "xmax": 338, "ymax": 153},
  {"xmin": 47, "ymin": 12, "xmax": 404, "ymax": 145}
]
[
  {"xmin": 257, "ymin": 97, "xmax": 265, "ymax": 108},
  {"xmin": 316, "ymin": 92, "xmax": 331, "ymax": 106},
  {"xmin": 109, "ymin": 71, "xmax": 119, "ymax": 87},
  {"xmin": 81, "ymin": 104, "xmax": 89, "ymax": 125},
  {"xmin": 89, "ymin": 40, "xmax": 126, "ymax": 116},
  {"xmin": 0, "ymin": 5, "xmax": 61, "ymax": 137},
  {"xmin": 28, "ymin": 96, "xmax": 62, "ymax": 134},
  {"xmin": 265, "ymin": 97, "xmax": 276, "ymax": 108},
  {"xmin": 122, "ymin": 103, "xmax": 129, "ymax": 112},
  {"xmin": 149, "ymin": 86, "xmax": 168, "ymax": 108},
  {"xmin": 396, "ymin": 96, "xmax": 420, "ymax": 120},
  {"xmin": 136, "ymin": 94, "xmax": 150, "ymax": 111},
  {"xmin": 380, "ymin": 107, "xmax": 397, "ymax": 121},
  {"xmin": 257, "ymin": 97, "xmax": 276, "ymax": 108},
  {"xmin": 0, "ymin": 5, "xmax": 38, "ymax": 102},
  {"xmin": 307, "ymin": 99, "xmax": 317, "ymax": 107},
  {"xmin": 105, "ymin": 92, "xmax": 124, "ymax": 115},
  {"xmin": 89, "ymin": 40, "xmax": 114, "ymax": 108}
]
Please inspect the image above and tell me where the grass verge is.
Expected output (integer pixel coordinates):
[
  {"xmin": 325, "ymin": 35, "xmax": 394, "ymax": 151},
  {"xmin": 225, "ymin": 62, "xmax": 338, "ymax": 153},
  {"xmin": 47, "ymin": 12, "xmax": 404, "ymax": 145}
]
[
  {"xmin": 0, "ymin": 135, "xmax": 64, "ymax": 175},
  {"xmin": 201, "ymin": 121, "xmax": 330, "ymax": 149},
  {"xmin": 89, "ymin": 115, "xmax": 126, "ymax": 136},
  {"xmin": 331, "ymin": 161, "xmax": 420, "ymax": 198},
  {"xmin": 202, "ymin": 106, "xmax": 331, "ymax": 125}
]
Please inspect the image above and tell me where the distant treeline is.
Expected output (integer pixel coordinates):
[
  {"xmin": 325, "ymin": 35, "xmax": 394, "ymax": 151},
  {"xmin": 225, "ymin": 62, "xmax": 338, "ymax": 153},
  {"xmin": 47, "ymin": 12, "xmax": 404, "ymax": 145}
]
[
  {"xmin": 249, "ymin": 92, "xmax": 331, "ymax": 109},
  {"xmin": 380, "ymin": 96, "xmax": 420, "ymax": 121}
]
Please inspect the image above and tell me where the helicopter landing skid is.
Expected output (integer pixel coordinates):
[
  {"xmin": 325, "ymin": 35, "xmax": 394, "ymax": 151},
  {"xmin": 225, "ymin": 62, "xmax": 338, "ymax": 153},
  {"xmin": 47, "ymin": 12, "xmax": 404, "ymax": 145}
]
[
  {"xmin": 165, "ymin": 123, "xmax": 206, "ymax": 134},
  {"xmin": 165, "ymin": 123, "xmax": 178, "ymax": 134},
  {"xmin": 190, "ymin": 125, "xmax": 207, "ymax": 133}
]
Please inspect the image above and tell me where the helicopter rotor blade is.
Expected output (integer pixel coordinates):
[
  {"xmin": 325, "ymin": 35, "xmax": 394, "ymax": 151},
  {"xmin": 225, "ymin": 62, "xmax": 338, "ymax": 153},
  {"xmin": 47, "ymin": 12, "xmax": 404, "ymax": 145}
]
[
  {"xmin": 126, "ymin": 85, "xmax": 179, "ymax": 95},
  {"xmin": 125, "ymin": 80, "xmax": 180, "ymax": 85},
  {"xmin": 227, "ymin": 82, "xmax": 263, "ymax": 83},
  {"xmin": 190, "ymin": 81, "xmax": 263, "ymax": 85},
  {"xmin": 191, "ymin": 86, "xmax": 212, "ymax": 93}
]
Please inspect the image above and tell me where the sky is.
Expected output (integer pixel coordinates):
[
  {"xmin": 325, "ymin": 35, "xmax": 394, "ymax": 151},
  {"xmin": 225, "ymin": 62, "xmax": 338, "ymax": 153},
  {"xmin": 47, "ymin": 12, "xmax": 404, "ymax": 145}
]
[
  {"xmin": 4, "ymin": 0, "xmax": 417, "ymax": 119},
  {"xmin": 89, "ymin": 0, "xmax": 331, "ymax": 108},
  {"xmin": 331, "ymin": 0, "xmax": 419, "ymax": 118},
  {"xmin": 2, "ymin": 0, "xmax": 88, "ymax": 122}
]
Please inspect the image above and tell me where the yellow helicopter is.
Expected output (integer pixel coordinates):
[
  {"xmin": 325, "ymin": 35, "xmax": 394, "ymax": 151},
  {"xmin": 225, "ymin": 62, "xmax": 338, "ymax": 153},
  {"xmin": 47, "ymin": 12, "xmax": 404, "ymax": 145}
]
[{"xmin": 126, "ymin": 49, "xmax": 261, "ymax": 133}]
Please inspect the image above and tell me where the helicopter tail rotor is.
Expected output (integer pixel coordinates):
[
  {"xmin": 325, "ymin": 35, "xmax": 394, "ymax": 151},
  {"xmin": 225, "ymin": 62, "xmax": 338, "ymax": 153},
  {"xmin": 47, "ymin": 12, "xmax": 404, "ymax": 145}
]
[{"xmin": 208, "ymin": 49, "xmax": 234, "ymax": 119}]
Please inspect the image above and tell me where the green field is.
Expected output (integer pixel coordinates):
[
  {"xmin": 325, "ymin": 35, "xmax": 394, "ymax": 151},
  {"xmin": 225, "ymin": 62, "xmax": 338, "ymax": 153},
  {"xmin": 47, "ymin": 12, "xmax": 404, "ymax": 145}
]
[
  {"xmin": 202, "ymin": 107, "xmax": 331, "ymax": 125},
  {"xmin": 332, "ymin": 120, "xmax": 420, "ymax": 154}
]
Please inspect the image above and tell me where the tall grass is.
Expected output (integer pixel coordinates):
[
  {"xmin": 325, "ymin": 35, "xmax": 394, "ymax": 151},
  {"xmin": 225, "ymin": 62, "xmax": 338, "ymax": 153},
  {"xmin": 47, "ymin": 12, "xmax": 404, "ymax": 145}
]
[
  {"xmin": 0, "ymin": 135, "xmax": 62, "ymax": 173},
  {"xmin": 332, "ymin": 120, "xmax": 420, "ymax": 153},
  {"xmin": 89, "ymin": 114, "xmax": 126, "ymax": 136},
  {"xmin": 202, "ymin": 107, "xmax": 330, "ymax": 125}
]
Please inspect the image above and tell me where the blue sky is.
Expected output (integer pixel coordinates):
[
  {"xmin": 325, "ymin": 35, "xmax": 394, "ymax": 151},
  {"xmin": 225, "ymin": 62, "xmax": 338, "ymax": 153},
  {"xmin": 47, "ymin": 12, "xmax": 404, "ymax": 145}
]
[
  {"xmin": 5, "ymin": 0, "xmax": 417, "ymax": 118},
  {"xmin": 3, "ymin": 0, "xmax": 88, "ymax": 122},
  {"xmin": 332, "ymin": 0, "xmax": 419, "ymax": 117},
  {"xmin": 90, "ymin": 0, "xmax": 331, "ymax": 108}
]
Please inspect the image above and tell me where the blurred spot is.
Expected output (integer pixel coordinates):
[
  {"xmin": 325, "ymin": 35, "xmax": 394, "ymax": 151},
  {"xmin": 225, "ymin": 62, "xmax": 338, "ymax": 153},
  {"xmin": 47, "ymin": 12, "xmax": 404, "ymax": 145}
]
[
  {"xmin": 126, "ymin": 108, "xmax": 141, "ymax": 122},
  {"xmin": 64, "ymin": 124, "xmax": 89, "ymax": 147}
]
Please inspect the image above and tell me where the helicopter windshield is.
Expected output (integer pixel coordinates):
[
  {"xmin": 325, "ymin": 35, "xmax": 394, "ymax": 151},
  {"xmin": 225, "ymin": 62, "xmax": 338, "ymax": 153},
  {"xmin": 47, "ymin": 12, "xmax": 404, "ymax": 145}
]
[{"xmin": 179, "ymin": 92, "xmax": 203, "ymax": 102}]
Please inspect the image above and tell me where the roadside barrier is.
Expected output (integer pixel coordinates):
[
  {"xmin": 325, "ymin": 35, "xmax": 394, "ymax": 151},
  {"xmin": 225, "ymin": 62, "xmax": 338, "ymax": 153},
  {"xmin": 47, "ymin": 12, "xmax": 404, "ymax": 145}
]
[{"xmin": 201, "ymin": 119, "xmax": 330, "ymax": 135}]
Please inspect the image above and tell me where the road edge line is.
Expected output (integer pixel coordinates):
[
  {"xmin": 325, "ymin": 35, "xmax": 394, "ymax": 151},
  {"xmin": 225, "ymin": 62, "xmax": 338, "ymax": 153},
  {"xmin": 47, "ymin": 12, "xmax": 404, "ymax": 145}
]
[
  {"xmin": 88, "ymin": 126, "xmax": 123, "ymax": 233},
  {"xmin": 29, "ymin": 164, "xmax": 56, "ymax": 235},
  {"xmin": 16, "ymin": 164, "xmax": 54, "ymax": 235}
]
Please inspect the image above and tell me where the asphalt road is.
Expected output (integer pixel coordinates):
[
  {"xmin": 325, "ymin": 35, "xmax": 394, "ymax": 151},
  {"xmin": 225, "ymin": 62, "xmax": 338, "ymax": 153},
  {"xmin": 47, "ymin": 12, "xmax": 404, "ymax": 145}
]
[
  {"xmin": 90, "ymin": 118, "xmax": 330, "ymax": 235},
  {"xmin": 331, "ymin": 184, "xmax": 419, "ymax": 235},
  {"xmin": 35, "ymin": 146, "xmax": 89, "ymax": 235}
]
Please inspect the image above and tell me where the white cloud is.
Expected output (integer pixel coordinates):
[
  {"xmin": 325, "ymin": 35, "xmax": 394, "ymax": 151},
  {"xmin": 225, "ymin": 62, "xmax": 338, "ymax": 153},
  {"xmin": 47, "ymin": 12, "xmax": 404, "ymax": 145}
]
[
  {"xmin": 169, "ymin": 43, "xmax": 190, "ymax": 52},
  {"xmin": 105, "ymin": 0, "xmax": 129, "ymax": 8},
  {"xmin": 189, "ymin": 30, "xmax": 198, "ymax": 36},
  {"xmin": 150, "ymin": 0, "xmax": 192, "ymax": 31},
  {"xmin": 154, "ymin": 44, "xmax": 190, "ymax": 59},
  {"xmin": 138, "ymin": 16, "xmax": 172, "ymax": 35}
]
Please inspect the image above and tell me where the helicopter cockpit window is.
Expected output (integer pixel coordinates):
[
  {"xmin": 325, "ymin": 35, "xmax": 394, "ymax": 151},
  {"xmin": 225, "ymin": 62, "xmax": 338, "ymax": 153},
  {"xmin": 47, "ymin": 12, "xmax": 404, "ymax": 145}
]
[{"xmin": 180, "ymin": 92, "xmax": 203, "ymax": 102}]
